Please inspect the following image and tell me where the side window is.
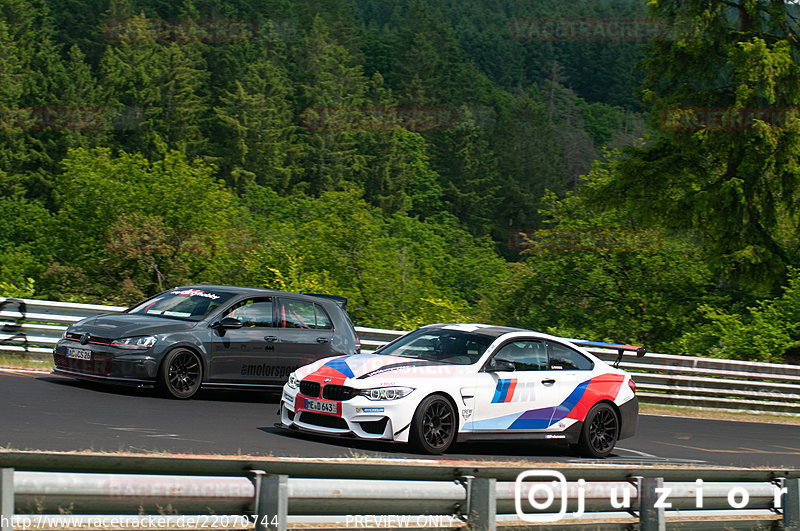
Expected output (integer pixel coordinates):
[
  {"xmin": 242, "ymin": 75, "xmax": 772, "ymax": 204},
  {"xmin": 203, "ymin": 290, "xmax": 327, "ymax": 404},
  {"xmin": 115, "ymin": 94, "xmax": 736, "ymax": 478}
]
[
  {"xmin": 280, "ymin": 299, "xmax": 312, "ymax": 328},
  {"xmin": 279, "ymin": 299, "xmax": 332, "ymax": 329},
  {"xmin": 547, "ymin": 341, "xmax": 593, "ymax": 370},
  {"xmin": 314, "ymin": 304, "xmax": 333, "ymax": 330},
  {"xmin": 493, "ymin": 340, "xmax": 547, "ymax": 371},
  {"xmin": 223, "ymin": 298, "xmax": 273, "ymax": 328}
]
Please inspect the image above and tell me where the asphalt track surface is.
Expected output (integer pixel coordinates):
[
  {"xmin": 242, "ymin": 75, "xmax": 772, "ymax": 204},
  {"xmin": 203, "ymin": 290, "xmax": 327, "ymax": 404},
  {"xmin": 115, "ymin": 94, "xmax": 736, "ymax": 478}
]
[{"xmin": 2, "ymin": 369, "xmax": 800, "ymax": 468}]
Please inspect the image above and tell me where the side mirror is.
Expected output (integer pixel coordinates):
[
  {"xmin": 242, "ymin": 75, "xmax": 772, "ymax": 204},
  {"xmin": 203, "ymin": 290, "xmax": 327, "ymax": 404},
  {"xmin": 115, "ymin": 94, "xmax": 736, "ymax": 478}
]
[
  {"xmin": 219, "ymin": 317, "xmax": 243, "ymax": 329},
  {"xmin": 487, "ymin": 358, "xmax": 516, "ymax": 372},
  {"xmin": 213, "ymin": 317, "xmax": 243, "ymax": 336}
]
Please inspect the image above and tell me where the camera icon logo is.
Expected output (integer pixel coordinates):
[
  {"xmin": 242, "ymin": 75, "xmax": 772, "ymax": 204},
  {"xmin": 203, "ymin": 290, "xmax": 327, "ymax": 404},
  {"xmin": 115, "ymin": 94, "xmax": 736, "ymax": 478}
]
[{"xmin": 514, "ymin": 470, "xmax": 569, "ymax": 523}]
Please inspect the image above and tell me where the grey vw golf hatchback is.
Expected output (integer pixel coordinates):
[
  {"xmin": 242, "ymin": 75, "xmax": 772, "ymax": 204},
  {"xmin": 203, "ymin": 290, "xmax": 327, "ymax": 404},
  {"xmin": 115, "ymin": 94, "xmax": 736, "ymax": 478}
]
[{"xmin": 53, "ymin": 285, "xmax": 360, "ymax": 398}]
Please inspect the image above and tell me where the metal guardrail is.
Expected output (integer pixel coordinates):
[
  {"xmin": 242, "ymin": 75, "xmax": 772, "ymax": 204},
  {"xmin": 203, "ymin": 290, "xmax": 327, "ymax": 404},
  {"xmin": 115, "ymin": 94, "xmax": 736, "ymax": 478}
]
[
  {"xmin": 1, "ymin": 451, "xmax": 800, "ymax": 530},
  {"xmin": 3, "ymin": 297, "xmax": 800, "ymax": 415}
]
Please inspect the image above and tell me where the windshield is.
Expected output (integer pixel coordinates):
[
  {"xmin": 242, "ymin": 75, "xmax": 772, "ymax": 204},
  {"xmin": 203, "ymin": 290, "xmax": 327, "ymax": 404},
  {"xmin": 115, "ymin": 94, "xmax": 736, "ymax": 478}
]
[
  {"xmin": 376, "ymin": 328, "xmax": 493, "ymax": 365},
  {"xmin": 127, "ymin": 288, "xmax": 234, "ymax": 322}
]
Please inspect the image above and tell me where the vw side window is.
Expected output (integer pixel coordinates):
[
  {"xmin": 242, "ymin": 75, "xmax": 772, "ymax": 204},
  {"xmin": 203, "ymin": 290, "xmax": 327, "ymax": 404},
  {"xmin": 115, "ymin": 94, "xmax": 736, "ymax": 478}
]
[
  {"xmin": 314, "ymin": 303, "xmax": 333, "ymax": 330},
  {"xmin": 547, "ymin": 341, "xmax": 593, "ymax": 370},
  {"xmin": 280, "ymin": 299, "xmax": 315, "ymax": 329},
  {"xmin": 223, "ymin": 298, "xmax": 274, "ymax": 327},
  {"xmin": 493, "ymin": 340, "xmax": 547, "ymax": 371},
  {"xmin": 279, "ymin": 299, "xmax": 334, "ymax": 329}
]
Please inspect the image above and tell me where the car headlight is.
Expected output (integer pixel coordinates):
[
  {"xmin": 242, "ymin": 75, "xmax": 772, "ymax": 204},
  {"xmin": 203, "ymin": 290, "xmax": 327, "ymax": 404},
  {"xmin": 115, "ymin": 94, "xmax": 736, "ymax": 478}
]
[
  {"xmin": 111, "ymin": 336, "xmax": 157, "ymax": 349},
  {"xmin": 359, "ymin": 386, "xmax": 414, "ymax": 401},
  {"xmin": 287, "ymin": 372, "xmax": 299, "ymax": 389}
]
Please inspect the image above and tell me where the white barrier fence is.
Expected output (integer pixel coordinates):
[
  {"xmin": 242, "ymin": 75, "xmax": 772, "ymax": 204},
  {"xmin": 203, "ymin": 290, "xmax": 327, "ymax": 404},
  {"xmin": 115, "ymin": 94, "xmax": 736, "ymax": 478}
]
[
  {"xmin": 1, "ymin": 451, "xmax": 799, "ymax": 530},
  {"xmin": 2, "ymin": 297, "xmax": 800, "ymax": 414}
]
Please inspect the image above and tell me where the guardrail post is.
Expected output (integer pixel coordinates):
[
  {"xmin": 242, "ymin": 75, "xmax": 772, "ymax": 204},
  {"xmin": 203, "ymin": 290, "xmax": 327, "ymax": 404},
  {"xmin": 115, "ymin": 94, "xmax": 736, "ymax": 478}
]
[
  {"xmin": 639, "ymin": 477, "xmax": 665, "ymax": 531},
  {"xmin": 252, "ymin": 471, "xmax": 287, "ymax": 531},
  {"xmin": 784, "ymin": 478, "xmax": 800, "ymax": 530},
  {"xmin": 465, "ymin": 477, "xmax": 496, "ymax": 531},
  {"xmin": 1, "ymin": 468, "xmax": 12, "ymax": 531}
]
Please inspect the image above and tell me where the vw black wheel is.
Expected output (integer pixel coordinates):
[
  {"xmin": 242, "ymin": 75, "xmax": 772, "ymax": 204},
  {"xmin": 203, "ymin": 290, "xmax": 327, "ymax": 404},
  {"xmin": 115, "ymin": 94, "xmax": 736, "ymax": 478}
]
[{"xmin": 158, "ymin": 348, "xmax": 202, "ymax": 399}]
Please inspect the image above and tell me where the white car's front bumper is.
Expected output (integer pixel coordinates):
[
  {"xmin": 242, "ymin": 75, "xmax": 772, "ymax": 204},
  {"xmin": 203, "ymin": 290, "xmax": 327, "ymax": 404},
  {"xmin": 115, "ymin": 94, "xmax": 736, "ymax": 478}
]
[{"xmin": 280, "ymin": 385, "xmax": 417, "ymax": 443}]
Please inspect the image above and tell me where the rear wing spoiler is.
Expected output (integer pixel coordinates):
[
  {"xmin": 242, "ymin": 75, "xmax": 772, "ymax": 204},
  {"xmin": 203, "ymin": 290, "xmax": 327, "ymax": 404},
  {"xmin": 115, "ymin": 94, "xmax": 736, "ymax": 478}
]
[{"xmin": 564, "ymin": 338, "xmax": 646, "ymax": 368}]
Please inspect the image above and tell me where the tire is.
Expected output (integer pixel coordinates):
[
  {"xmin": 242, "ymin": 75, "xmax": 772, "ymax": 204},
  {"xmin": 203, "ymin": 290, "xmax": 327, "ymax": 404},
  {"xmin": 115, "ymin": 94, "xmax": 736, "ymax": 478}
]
[
  {"xmin": 577, "ymin": 402, "xmax": 619, "ymax": 458},
  {"xmin": 409, "ymin": 394, "xmax": 457, "ymax": 454},
  {"xmin": 158, "ymin": 348, "xmax": 203, "ymax": 399}
]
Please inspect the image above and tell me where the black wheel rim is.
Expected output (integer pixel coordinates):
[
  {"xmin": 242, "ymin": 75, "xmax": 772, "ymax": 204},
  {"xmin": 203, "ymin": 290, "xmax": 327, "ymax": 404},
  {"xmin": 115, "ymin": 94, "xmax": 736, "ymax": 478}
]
[
  {"xmin": 588, "ymin": 408, "xmax": 618, "ymax": 454},
  {"xmin": 422, "ymin": 400, "xmax": 454, "ymax": 450},
  {"xmin": 168, "ymin": 352, "xmax": 200, "ymax": 393}
]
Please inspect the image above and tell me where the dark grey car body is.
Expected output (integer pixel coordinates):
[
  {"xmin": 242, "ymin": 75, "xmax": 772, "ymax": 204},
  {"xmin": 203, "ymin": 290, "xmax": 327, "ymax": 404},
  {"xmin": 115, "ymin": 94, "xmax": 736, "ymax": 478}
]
[{"xmin": 53, "ymin": 285, "xmax": 360, "ymax": 396}]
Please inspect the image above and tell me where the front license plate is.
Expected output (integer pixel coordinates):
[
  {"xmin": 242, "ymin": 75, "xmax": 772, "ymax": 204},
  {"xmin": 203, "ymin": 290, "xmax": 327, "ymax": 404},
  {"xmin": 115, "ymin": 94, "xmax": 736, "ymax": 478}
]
[
  {"xmin": 66, "ymin": 348, "xmax": 92, "ymax": 360},
  {"xmin": 305, "ymin": 398, "xmax": 339, "ymax": 414}
]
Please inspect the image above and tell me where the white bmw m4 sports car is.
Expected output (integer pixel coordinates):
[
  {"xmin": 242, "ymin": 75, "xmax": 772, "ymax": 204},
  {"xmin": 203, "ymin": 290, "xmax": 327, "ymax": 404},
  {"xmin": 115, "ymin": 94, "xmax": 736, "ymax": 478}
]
[{"xmin": 280, "ymin": 323, "xmax": 644, "ymax": 457}]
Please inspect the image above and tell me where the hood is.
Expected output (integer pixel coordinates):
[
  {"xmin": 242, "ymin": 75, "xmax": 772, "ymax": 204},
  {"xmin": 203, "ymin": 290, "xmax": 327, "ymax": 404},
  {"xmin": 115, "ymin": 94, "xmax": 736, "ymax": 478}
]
[
  {"xmin": 69, "ymin": 313, "xmax": 198, "ymax": 339},
  {"xmin": 297, "ymin": 353, "xmax": 470, "ymax": 385}
]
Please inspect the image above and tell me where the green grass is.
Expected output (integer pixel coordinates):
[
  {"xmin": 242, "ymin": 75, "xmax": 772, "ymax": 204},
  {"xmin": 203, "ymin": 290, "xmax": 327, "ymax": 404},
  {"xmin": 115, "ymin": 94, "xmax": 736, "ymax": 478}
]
[
  {"xmin": 641, "ymin": 402, "xmax": 800, "ymax": 425},
  {"xmin": 0, "ymin": 354, "xmax": 52, "ymax": 371}
]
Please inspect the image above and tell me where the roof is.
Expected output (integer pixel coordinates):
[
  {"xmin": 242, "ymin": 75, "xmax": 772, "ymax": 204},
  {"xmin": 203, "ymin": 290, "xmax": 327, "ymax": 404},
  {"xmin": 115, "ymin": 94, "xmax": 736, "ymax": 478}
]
[
  {"xmin": 421, "ymin": 323, "xmax": 530, "ymax": 339},
  {"xmin": 174, "ymin": 285, "xmax": 346, "ymax": 306}
]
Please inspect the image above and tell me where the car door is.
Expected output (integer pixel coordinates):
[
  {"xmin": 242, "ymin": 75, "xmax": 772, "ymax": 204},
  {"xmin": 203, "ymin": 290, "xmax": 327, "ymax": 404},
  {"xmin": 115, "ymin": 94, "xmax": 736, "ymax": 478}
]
[
  {"xmin": 469, "ymin": 339, "xmax": 557, "ymax": 432},
  {"xmin": 271, "ymin": 297, "xmax": 336, "ymax": 371},
  {"xmin": 209, "ymin": 297, "xmax": 281, "ymax": 383},
  {"xmin": 544, "ymin": 340, "xmax": 596, "ymax": 429}
]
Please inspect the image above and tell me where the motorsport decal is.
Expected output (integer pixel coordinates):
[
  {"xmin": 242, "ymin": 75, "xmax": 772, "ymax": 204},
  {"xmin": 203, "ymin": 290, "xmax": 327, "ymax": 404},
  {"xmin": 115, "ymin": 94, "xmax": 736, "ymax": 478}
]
[
  {"xmin": 241, "ymin": 364, "xmax": 298, "ymax": 378},
  {"xmin": 357, "ymin": 361, "xmax": 440, "ymax": 379},
  {"xmin": 491, "ymin": 378, "xmax": 536, "ymax": 403},
  {"xmin": 170, "ymin": 288, "xmax": 221, "ymax": 300}
]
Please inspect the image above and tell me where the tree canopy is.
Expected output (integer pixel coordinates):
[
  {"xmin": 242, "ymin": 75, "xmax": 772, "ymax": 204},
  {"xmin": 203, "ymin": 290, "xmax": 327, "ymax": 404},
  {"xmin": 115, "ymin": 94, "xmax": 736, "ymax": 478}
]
[{"xmin": 3, "ymin": 0, "xmax": 800, "ymax": 362}]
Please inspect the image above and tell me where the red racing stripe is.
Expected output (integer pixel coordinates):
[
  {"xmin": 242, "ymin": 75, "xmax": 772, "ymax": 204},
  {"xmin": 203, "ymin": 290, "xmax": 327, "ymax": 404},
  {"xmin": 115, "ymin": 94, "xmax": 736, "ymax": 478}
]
[
  {"xmin": 505, "ymin": 378, "xmax": 517, "ymax": 403},
  {"xmin": 567, "ymin": 374, "xmax": 625, "ymax": 420},
  {"xmin": 304, "ymin": 370, "xmax": 347, "ymax": 386}
]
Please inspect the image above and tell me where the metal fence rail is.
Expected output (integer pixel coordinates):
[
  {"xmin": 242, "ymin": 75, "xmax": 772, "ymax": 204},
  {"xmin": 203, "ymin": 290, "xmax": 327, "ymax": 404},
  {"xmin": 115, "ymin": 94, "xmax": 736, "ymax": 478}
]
[
  {"xmin": 3, "ymin": 297, "xmax": 800, "ymax": 415},
  {"xmin": 1, "ymin": 451, "xmax": 800, "ymax": 530}
]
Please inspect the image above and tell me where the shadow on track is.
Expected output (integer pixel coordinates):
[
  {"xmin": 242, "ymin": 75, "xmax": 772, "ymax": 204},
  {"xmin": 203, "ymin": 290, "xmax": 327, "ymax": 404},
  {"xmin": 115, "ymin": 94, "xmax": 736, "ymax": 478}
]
[
  {"xmin": 39, "ymin": 374, "xmax": 282, "ymax": 403},
  {"xmin": 257, "ymin": 424, "xmax": 597, "ymax": 460}
]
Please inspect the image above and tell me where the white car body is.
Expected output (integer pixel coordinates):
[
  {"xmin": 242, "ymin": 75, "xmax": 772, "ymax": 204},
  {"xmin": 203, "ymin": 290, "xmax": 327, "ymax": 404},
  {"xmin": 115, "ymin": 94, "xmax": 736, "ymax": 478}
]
[{"xmin": 280, "ymin": 324, "xmax": 640, "ymax": 456}]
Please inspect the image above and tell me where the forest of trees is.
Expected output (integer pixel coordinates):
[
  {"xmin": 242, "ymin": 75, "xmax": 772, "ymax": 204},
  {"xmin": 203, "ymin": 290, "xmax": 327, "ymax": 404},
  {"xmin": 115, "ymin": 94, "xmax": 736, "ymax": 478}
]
[{"xmin": 2, "ymin": 0, "xmax": 800, "ymax": 362}]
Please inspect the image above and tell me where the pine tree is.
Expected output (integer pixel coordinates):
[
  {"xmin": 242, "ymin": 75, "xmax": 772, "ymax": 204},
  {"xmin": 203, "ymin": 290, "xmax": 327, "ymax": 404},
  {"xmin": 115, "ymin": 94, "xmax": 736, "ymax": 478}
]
[
  {"xmin": 601, "ymin": 0, "xmax": 800, "ymax": 292},
  {"xmin": 99, "ymin": 13, "xmax": 209, "ymax": 159},
  {"xmin": 429, "ymin": 106, "xmax": 500, "ymax": 236},
  {"xmin": 214, "ymin": 47, "xmax": 298, "ymax": 193},
  {"xmin": 294, "ymin": 15, "xmax": 369, "ymax": 195},
  {"xmin": 492, "ymin": 91, "xmax": 565, "ymax": 243},
  {"xmin": 0, "ymin": 15, "xmax": 28, "ymax": 197}
]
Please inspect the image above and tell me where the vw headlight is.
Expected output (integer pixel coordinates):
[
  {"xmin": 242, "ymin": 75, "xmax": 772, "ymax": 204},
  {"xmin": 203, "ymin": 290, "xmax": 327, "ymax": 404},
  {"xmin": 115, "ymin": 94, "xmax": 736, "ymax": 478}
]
[
  {"xmin": 111, "ymin": 336, "xmax": 157, "ymax": 350},
  {"xmin": 360, "ymin": 386, "xmax": 414, "ymax": 401},
  {"xmin": 287, "ymin": 372, "xmax": 300, "ymax": 389}
]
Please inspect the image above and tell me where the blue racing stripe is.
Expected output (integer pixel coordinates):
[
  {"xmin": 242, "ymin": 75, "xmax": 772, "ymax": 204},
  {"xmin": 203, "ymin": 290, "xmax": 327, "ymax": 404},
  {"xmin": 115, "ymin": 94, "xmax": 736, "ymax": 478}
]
[
  {"xmin": 508, "ymin": 407, "xmax": 554, "ymax": 430},
  {"xmin": 551, "ymin": 380, "xmax": 589, "ymax": 423},
  {"xmin": 491, "ymin": 379, "xmax": 510, "ymax": 403},
  {"xmin": 323, "ymin": 357, "xmax": 355, "ymax": 378},
  {"xmin": 507, "ymin": 379, "xmax": 590, "ymax": 430}
]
